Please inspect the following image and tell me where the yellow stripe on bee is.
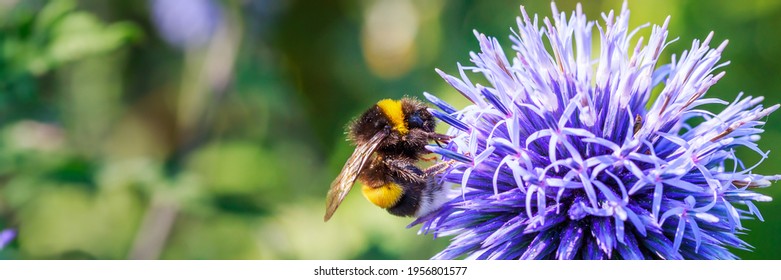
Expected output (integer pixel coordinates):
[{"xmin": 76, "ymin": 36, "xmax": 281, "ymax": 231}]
[
  {"xmin": 361, "ymin": 183, "xmax": 403, "ymax": 209},
  {"xmin": 376, "ymin": 99, "xmax": 409, "ymax": 135}
]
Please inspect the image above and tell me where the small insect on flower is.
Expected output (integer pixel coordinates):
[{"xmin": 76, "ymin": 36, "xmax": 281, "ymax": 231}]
[
  {"xmin": 416, "ymin": 2, "xmax": 780, "ymax": 260},
  {"xmin": 324, "ymin": 98, "xmax": 455, "ymax": 221}
]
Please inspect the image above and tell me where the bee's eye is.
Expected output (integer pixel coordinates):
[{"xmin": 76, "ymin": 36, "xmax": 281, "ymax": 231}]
[{"xmin": 408, "ymin": 112, "xmax": 424, "ymax": 128}]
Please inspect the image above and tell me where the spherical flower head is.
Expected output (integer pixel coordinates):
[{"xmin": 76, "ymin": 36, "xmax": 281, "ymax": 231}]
[{"xmin": 416, "ymin": 2, "xmax": 780, "ymax": 260}]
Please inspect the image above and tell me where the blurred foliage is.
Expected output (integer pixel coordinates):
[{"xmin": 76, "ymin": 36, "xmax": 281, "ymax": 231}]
[{"xmin": 0, "ymin": 0, "xmax": 780, "ymax": 260}]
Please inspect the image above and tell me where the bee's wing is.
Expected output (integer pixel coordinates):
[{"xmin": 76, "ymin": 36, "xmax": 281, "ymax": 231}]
[{"xmin": 324, "ymin": 130, "xmax": 387, "ymax": 221}]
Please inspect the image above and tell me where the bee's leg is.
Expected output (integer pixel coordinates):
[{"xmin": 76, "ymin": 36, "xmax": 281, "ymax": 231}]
[
  {"xmin": 420, "ymin": 155, "xmax": 438, "ymax": 162},
  {"xmin": 415, "ymin": 160, "xmax": 458, "ymax": 218},
  {"xmin": 424, "ymin": 159, "xmax": 455, "ymax": 176},
  {"xmin": 384, "ymin": 157, "xmax": 425, "ymax": 184}
]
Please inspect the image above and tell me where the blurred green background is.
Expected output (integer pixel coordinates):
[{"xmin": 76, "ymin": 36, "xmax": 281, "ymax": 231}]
[{"xmin": 0, "ymin": 0, "xmax": 779, "ymax": 260}]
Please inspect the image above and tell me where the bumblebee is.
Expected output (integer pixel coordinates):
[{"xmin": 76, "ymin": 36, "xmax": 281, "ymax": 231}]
[{"xmin": 324, "ymin": 98, "xmax": 453, "ymax": 222}]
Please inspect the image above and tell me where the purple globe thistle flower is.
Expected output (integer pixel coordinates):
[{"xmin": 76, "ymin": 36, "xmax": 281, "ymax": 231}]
[
  {"xmin": 0, "ymin": 229, "xmax": 15, "ymax": 250},
  {"xmin": 416, "ymin": 2, "xmax": 780, "ymax": 260}
]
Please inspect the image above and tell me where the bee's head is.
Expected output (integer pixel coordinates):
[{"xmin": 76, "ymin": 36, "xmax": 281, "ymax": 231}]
[
  {"xmin": 348, "ymin": 98, "xmax": 437, "ymax": 156},
  {"xmin": 401, "ymin": 98, "xmax": 436, "ymax": 134}
]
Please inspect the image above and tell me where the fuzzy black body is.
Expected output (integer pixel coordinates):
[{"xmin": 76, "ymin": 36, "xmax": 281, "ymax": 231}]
[{"xmin": 386, "ymin": 184, "xmax": 422, "ymax": 217}]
